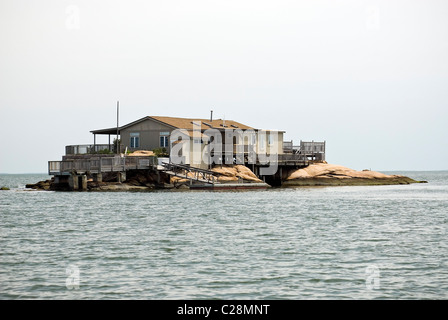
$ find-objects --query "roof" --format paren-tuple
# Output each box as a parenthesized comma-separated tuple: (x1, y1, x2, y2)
(150, 116, 255, 131)
(90, 127, 120, 135)
(90, 115, 286, 136)
(91, 116, 261, 135)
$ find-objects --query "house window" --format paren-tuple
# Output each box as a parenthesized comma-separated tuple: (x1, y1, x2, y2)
(259, 134, 266, 149)
(130, 133, 140, 148)
(160, 131, 169, 148)
(160, 136, 169, 148)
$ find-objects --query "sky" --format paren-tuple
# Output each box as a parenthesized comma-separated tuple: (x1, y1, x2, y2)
(0, 0, 447, 173)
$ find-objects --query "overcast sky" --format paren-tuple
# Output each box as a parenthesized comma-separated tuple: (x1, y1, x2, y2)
(1, 0, 447, 173)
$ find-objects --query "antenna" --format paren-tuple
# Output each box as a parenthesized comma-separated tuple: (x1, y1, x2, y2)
(116, 100, 120, 154)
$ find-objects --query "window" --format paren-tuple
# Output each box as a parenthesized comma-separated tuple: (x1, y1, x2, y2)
(160, 136, 169, 148)
(130, 133, 140, 148)
(259, 134, 266, 149)
(160, 131, 169, 148)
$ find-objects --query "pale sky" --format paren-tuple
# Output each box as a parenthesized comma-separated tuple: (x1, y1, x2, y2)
(1, 0, 447, 173)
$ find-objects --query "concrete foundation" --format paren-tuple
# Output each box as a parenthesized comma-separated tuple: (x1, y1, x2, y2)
(118, 172, 126, 183)
(93, 173, 102, 183)
(79, 175, 87, 191)
(68, 174, 87, 191)
(68, 175, 79, 190)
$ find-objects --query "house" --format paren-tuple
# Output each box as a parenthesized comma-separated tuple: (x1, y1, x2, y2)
(90, 116, 285, 169)
(50, 114, 326, 189)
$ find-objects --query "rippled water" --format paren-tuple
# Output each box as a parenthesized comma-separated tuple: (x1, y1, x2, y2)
(1, 172, 447, 299)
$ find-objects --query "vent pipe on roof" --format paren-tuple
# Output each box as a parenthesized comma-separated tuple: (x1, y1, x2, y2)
(210, 110, 213, 122)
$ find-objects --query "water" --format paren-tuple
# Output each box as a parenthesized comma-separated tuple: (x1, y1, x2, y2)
(0, 172, 447, 300)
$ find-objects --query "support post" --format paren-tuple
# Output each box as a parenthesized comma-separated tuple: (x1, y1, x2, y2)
(68, 175, 79, 191)
(93, 173, 102, 183)
(80, 175, 88, 191)
(118, 172, 126, 183)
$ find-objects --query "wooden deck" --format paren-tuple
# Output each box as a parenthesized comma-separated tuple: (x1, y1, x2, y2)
(48, 156, 158, 175)
(283, 140, 326, 161)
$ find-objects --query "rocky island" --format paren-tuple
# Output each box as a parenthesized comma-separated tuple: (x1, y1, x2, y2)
(282, 162, 421, 186)
(25, 162, 423, 191)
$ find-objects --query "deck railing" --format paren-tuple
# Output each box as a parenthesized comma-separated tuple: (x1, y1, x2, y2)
(283, 140, 326, 160)
(49, 156, 158, 175)
(300, 141, 326, 153)
(65, 144, 126, 155)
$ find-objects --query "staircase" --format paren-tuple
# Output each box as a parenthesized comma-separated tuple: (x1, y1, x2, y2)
(161, 163, 218, 184)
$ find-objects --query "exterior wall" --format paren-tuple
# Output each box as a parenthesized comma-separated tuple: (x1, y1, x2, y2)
(256, 131, 284, 156)
(119, 118, 284, 166)
(189, 142, 209, 170)
(275, 131, 284, 155)
(120, 119, 174, 152)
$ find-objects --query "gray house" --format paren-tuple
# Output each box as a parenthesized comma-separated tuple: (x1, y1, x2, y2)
(89, 116, 284, 168)
(56, 115, 324, 178)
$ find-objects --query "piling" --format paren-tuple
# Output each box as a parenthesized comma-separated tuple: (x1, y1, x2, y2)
(79, 175, 87, 191)
(93, 173, 102, 183)
(68, 175, 79, 190)
(118, 172, 126, 183)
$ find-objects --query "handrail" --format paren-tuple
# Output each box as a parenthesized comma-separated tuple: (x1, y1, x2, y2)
(162, 162, 218, 175)
(48, 156, 158, 175)
(161, 162, 218, 184)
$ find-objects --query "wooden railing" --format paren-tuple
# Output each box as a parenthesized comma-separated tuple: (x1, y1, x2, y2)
(283, 140, 326, 160)
(49, 156, 158, 175)
(300, 141, 326, 154)
(65, 144, 127, 155)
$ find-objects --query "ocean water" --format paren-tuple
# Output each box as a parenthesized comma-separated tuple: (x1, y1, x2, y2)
(0, 172, 447, 300)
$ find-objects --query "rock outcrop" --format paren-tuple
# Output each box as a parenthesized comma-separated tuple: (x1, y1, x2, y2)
(128, 150, 155, 157)
(282, 163, 420, 186)
(24, 163, 423, 191)
(25, 179, 54, 191)
(169, 165, 262, 186)
(87, 182, 153, 192)
(211, 165, 262, 183)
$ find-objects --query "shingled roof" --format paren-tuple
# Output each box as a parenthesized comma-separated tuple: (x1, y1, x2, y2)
(150, 116, 254, 131)
(91, 116, 256, 135)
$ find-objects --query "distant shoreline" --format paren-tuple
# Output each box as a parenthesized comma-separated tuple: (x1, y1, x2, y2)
(0, 173, 50, 175)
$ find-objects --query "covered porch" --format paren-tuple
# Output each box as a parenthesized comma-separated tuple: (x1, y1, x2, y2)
(88, 127, 122, 154)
